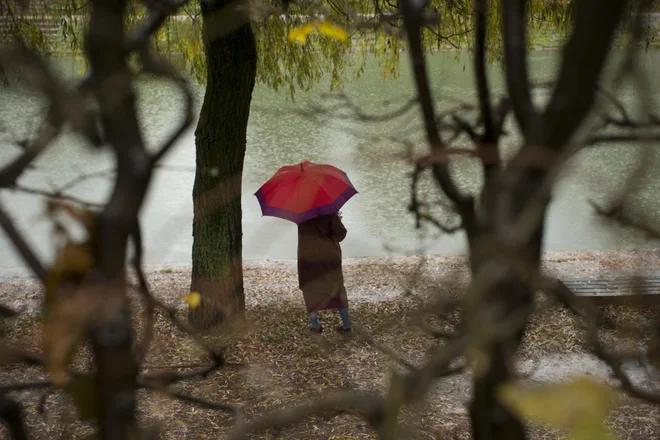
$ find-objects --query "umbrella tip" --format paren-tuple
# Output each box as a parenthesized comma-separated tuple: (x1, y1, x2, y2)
(300, 162, 303, 171)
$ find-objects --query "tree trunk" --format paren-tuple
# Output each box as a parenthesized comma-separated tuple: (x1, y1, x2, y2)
(468, 170, 548, 440)
(189, 0, 257, 330)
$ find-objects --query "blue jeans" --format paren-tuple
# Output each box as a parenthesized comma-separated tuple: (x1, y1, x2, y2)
(309, 307, 351, 329)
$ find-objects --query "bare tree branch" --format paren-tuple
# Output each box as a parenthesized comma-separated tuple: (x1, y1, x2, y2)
(139, 49, 195, 165)
(131, 221, 155, 366)
(529, 0, 626, 151)
(589, 199, 660, 241)
(124, 0, 187, 53)
(473, 0, 501, 182)
(306, 93, 419, 122)
(473, 0, 493, 139)
(227, 391, 386, 439)
(501, 0, 536, 135)
(139, 383, 241, 416)
(127, 220, 226, 382)
(399, 0, 476, 226)
(0, 203, 47, 282)
(0, 304, 18, 317)
(0, 395, 28, 440)
(0, 122, 60, 189)
(407, 162, 462, 233)
(11, 184, 103, 208)
(0, 381, 51, 394)
(355, 326, 418, 371)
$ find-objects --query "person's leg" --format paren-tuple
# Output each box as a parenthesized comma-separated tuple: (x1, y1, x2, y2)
(309, 311, 322, 332)
(337, 307, 351, 330)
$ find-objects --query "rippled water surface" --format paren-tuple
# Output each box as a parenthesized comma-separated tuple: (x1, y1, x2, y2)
(0, 50, 658, 269)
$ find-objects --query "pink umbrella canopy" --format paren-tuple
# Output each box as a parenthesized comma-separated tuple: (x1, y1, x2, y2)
(254, 161, 358, 224)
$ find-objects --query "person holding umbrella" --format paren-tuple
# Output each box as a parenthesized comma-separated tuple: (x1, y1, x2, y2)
(255, 161, 357, 333)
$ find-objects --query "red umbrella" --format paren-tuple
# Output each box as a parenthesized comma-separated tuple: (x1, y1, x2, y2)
(255, 161, 357, 224)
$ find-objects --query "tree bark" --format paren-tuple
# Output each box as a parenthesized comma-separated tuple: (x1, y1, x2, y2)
(86, 1, 144, 437)
(189, 0, 257, 329)
(468, 169, 548, 440)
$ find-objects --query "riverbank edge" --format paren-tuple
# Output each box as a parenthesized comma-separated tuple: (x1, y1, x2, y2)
(1, 247, 658, 314)
(2, 247, 658, 279)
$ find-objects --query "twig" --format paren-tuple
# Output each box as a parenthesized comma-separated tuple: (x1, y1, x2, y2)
(407, 161, 462, 233)
(589, 199, 660, 241)
(57, 169, 115, 194)
(124, 1, 186, 53)
(131, 221, 155, 366)
(140, 382, 241, 416)
(584, 132, 660, 146)
(399, 0, 475, 224)
(139, 49, 195, 165)
(0, 381, 51, 393)
(11, 184, 103, 208)
(529, 0, 626, 150)
(501, 0, 536, 135)
(0, 395, 28, 440)
(0, 203, 47, 282)
(0, 122, 61, 189)
(128, 221, 225, 380)
(0, 304, 18, 317)
(314, 93, 419, 122)
(451, 115, 478, 141)
(355, 326, 418, 371)
(473, 0, 500, 179)
(227, 391, 386, 439)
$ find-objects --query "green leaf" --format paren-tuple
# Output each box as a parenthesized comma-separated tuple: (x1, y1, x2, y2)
(498, 377, 619, 440)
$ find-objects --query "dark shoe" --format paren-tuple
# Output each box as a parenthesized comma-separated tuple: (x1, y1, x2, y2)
(335, 326, 351, 333)
(310, 326, 323, 334)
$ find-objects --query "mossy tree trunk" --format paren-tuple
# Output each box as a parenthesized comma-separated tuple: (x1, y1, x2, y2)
(189, 0, 257, 329)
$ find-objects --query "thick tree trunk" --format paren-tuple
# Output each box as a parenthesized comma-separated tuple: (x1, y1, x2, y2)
(468, 170, 548, 440)
(189, 1, 257, 329)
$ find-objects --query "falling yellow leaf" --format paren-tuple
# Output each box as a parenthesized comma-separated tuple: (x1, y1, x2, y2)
(288, 22, 316, 44)
(317, 21, 347, 41)
(498, 377, 619, 440)
(183, 292, 202, 309)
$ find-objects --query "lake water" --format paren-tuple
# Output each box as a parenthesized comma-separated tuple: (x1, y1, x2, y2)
(0, 50, 659, 271)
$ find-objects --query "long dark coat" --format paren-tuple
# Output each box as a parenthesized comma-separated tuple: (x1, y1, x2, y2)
(297, 213, 348, 312)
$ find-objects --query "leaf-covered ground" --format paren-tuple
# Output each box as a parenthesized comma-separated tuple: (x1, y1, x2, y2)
(1, 249, 660, 439)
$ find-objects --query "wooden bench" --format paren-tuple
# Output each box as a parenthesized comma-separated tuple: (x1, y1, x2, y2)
(559, 276, 660, 305)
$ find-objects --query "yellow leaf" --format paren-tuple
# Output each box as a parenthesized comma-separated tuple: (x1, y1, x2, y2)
(317, 21, 347, 41)
(288, 22, 317, 44)
(183, 292, 202, 309)
(498, 377, 619, 440)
